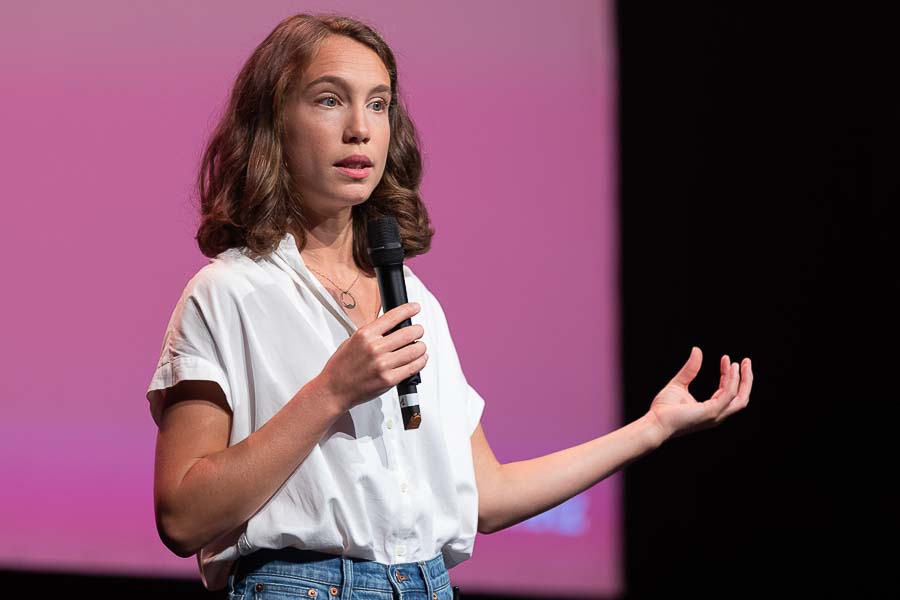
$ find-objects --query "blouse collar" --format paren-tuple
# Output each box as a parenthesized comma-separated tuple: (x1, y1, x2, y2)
(269, 231, 360, 336)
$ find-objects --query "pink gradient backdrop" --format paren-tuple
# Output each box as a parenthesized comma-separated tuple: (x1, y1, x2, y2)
(0, 1, 619, 597)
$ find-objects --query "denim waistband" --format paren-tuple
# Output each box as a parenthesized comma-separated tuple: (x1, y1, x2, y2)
(232, 547, 450, 594)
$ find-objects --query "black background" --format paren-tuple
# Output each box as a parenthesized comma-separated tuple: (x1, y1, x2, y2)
(3, 4, 897, 598)
(618, 3, 897, 598)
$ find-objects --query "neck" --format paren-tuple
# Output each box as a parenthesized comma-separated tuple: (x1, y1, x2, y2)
(294, 207, 362, 276)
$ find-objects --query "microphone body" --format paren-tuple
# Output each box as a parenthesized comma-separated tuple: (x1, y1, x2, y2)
(367, 216, 422, 429)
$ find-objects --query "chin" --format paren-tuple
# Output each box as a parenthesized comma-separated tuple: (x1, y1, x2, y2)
(344, 191, 374, 207)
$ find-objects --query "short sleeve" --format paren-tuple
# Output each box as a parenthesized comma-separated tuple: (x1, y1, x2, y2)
(417, 279, 485, 436)
(146, 289, 232, 428)
(464, 382, 486, 436)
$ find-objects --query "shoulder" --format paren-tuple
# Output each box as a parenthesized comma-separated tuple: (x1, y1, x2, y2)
(402, 263, 449, 325)
(402, 263, 437, 306)
(182, 248, 265, 304)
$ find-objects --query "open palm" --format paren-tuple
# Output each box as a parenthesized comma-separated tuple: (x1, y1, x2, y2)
(648, 347, 753, 442)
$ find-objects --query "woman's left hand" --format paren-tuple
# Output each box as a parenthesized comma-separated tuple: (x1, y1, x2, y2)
(647, 347, 753, 443)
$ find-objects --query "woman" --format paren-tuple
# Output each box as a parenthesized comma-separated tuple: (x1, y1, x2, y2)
(147, 12, 753, 599)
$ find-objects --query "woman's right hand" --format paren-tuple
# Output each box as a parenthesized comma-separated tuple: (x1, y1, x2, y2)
(317, 302, 428, 413)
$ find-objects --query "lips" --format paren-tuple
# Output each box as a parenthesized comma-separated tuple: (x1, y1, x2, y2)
(334, 165, 372, 179)
(334, 154, 373, 168)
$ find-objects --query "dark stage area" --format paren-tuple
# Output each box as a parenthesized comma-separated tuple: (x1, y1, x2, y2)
(618, 3, 897, 598)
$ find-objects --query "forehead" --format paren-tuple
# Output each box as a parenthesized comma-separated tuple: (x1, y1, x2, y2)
(301, 35, 390, 87)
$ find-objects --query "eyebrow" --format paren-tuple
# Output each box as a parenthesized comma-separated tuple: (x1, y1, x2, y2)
(305, 75, 392, 96)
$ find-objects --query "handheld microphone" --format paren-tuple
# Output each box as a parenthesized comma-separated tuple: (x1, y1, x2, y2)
(367, 215, 422, 430)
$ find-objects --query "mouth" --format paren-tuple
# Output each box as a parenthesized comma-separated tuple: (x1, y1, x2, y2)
(334, 165, 372, 179)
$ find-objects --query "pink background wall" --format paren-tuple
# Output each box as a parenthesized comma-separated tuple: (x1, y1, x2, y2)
(0, 1, 619, 596)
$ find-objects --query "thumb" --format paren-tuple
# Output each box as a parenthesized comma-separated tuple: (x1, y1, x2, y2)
(669, 346, 702, 388)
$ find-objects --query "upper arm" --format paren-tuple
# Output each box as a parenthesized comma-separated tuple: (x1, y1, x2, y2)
(153, 380, 232, 541)
(470, 421, 504, 534)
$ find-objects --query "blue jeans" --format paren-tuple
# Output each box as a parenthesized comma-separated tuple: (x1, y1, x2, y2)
(226, 547, 455, 600)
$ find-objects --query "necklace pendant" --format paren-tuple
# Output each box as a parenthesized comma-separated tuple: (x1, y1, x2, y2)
(340, 290, 357, 309)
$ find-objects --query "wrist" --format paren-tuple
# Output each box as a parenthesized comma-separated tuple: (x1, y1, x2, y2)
(641, 410, 671, 449)
(302, 376, 349, 420)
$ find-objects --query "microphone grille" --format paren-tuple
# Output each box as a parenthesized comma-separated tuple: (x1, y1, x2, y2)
(367, 215, 401, 248)
(367, 215, 405, 266)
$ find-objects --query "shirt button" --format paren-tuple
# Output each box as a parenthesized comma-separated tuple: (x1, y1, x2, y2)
(386, 419, 394, 430)
(396, 544, 406, 557)
(400, 482, 409, 494)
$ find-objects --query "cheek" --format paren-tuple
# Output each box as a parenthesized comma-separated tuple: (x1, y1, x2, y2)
(288, 111, 331, 143)
(287, 129, 329, 172)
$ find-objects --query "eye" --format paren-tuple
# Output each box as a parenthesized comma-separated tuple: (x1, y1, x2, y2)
(316, 95, 388, 112)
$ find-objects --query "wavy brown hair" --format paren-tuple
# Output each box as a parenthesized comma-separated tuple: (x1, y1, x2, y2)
(195, 13, 434, 267)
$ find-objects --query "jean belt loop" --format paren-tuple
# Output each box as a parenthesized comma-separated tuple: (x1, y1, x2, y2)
(341, 555, 352, 599)
(417, 560, 434, 598)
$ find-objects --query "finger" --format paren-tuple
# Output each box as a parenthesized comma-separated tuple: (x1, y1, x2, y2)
(736, 358, 753, 405)
(708, 361, 739, 413)
(381, 323, 425, 352)
(718, 355, 730, 390)
(727, 361, 740, 397)
(382, 334, 427, 370)
(382, 337, 428, 370)
(389, 351, 429, 382)
(669, 346, 703, 388)
(366, 302, 421, 336)
(715, 359, 753, 421)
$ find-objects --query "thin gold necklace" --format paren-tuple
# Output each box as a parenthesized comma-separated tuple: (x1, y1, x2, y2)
(309, 267, 382, 321)
(306, 264, 361, 309)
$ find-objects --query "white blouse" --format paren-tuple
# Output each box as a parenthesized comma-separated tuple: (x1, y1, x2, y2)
(146, 232, 485, 590)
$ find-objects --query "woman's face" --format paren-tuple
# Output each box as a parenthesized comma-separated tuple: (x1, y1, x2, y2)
(285, 35, 392, 218)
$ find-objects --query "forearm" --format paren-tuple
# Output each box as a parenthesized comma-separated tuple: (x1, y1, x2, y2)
(161, 378, 344, 557)
(480, 413, 666, 534)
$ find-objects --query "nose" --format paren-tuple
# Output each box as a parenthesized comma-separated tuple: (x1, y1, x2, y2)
(343, 103, 370, 144)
